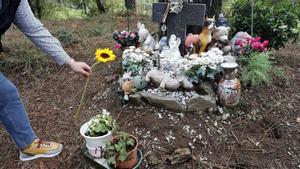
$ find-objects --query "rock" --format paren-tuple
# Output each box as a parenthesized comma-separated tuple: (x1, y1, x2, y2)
(222, 113, 230, 120)
(147, 153, 161, 166)
(167, 148, 193, 165)
(297, 117, 300, 123)
(141, 92, 185, 112)
(187, 95, 216, 112)
(197, 82, 215, 96)
(129, 93, 143, 105)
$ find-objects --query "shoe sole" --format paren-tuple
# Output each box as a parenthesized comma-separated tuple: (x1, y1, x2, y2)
(19, 144, 63, 161)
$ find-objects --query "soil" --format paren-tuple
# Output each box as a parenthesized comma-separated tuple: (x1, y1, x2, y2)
(0, 16, 300, 169)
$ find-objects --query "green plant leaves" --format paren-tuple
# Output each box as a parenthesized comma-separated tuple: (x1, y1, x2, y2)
(87, 114, 117, 137)
(230, 0, 299, 49)
(241, 52, 273, 86)
(104, 132, 136, 166)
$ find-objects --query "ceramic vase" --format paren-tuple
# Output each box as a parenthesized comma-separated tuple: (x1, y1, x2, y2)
(218, 62, 241, 107)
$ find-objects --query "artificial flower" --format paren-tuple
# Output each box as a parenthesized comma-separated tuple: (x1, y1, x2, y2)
(115, 43, 121, 49)
(95, 48, 116, 63)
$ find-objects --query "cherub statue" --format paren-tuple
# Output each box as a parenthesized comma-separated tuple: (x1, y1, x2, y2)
(159, 35, 182, 71)
(160, 34, 181, 60)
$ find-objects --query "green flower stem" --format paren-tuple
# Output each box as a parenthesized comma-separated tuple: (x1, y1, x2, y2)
(76, 62, 99, 122)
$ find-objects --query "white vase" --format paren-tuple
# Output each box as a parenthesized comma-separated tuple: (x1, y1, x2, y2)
(80, 122, 113, 158)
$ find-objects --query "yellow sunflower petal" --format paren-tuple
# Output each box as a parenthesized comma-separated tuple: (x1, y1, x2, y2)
(95, 48, 116, 63)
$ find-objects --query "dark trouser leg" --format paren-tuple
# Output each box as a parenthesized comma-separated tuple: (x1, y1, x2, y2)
(0, 35, 3, 52)
(0, 73, 36, 149)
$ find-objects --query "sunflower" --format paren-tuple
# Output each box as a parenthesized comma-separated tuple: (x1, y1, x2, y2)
(95, 48, 116, 63)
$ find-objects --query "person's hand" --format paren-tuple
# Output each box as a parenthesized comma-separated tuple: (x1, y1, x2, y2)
(66, 59, 91, 77)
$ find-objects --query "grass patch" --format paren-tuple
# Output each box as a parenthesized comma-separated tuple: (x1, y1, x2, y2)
(44, 7, 86, 20)
(241, 52, 273, 86)
(82, 15, 117, 38)
(52, 28, 76, 46)
(0, 50, 55, 78)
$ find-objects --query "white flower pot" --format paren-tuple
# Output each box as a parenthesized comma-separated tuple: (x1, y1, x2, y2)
(80, 122, 113, 158)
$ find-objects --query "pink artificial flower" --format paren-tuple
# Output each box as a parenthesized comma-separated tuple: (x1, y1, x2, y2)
(262, 40, 269, 47)
(253, 37, 261, 43)
(119, 35, 124, 39)
(246, 37, 252, 44)
(115, 43, 121, 49)
(236, 39, 244, 47)
(130, 33, 136, 38)
(252, 42, 260, 50)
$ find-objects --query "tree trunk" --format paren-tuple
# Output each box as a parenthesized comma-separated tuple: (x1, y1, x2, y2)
(124, 0, 136, 12)
(58, 0, 64, 7)
(96, 0, 106, 14)
(82, 0, 88, 14)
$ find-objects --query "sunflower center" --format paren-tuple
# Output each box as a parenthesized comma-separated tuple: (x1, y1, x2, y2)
(100, 53, 110, 59)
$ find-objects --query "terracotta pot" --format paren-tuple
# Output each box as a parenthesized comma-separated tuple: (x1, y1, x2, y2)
(116, 135, 139, 169)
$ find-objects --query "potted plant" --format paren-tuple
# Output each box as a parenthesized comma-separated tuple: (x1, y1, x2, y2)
(105, 132, 139, 169)
(80, 110, 117, 158)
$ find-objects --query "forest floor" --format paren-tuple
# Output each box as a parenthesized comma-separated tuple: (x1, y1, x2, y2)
(0, 16, 300, 169)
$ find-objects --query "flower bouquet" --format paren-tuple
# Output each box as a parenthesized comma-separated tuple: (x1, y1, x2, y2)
(113, 30, 139, 51)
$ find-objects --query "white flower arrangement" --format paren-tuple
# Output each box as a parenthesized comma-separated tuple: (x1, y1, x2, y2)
(122, 46, 151, 64)
(174, 48, 224, 74)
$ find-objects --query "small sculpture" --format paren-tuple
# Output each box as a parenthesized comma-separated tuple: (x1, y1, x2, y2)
(156, 36, 168, 52)
(145, 69, 180, 91)
(212, 26, 231, 55)
(160, 34, 182, 69)
(145, 68, 193, 91)
(137, 22, 156, 52)
(176, 75, 194, 90)
(133, 76, 148, 90)
(216, 13, 228, 27)
(199, 17, 215, 53)
(122, 80, 135, 101)
(185, 33, 201, 54)
(160, 76, 180, 91)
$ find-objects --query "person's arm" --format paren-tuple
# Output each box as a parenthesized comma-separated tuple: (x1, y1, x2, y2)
(13, 0, 90, 76)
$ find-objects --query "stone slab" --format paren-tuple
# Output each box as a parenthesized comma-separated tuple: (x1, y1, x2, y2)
(141, 92, 185, 112)
(187, 94, 216, 112)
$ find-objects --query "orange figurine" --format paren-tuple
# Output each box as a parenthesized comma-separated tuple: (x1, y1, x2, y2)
(199, 16, 215, 54)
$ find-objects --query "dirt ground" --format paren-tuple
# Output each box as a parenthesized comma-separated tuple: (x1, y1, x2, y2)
(0, 16, 300, 169)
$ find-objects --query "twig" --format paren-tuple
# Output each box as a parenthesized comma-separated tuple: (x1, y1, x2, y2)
(247, 137, 267, 153)
(231, 131, 239, 144)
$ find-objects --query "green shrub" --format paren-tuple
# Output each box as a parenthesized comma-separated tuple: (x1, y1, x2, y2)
(53, 28, 75, 46)
(241, 52, 273, 86)
(230, 0, 299, 49)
